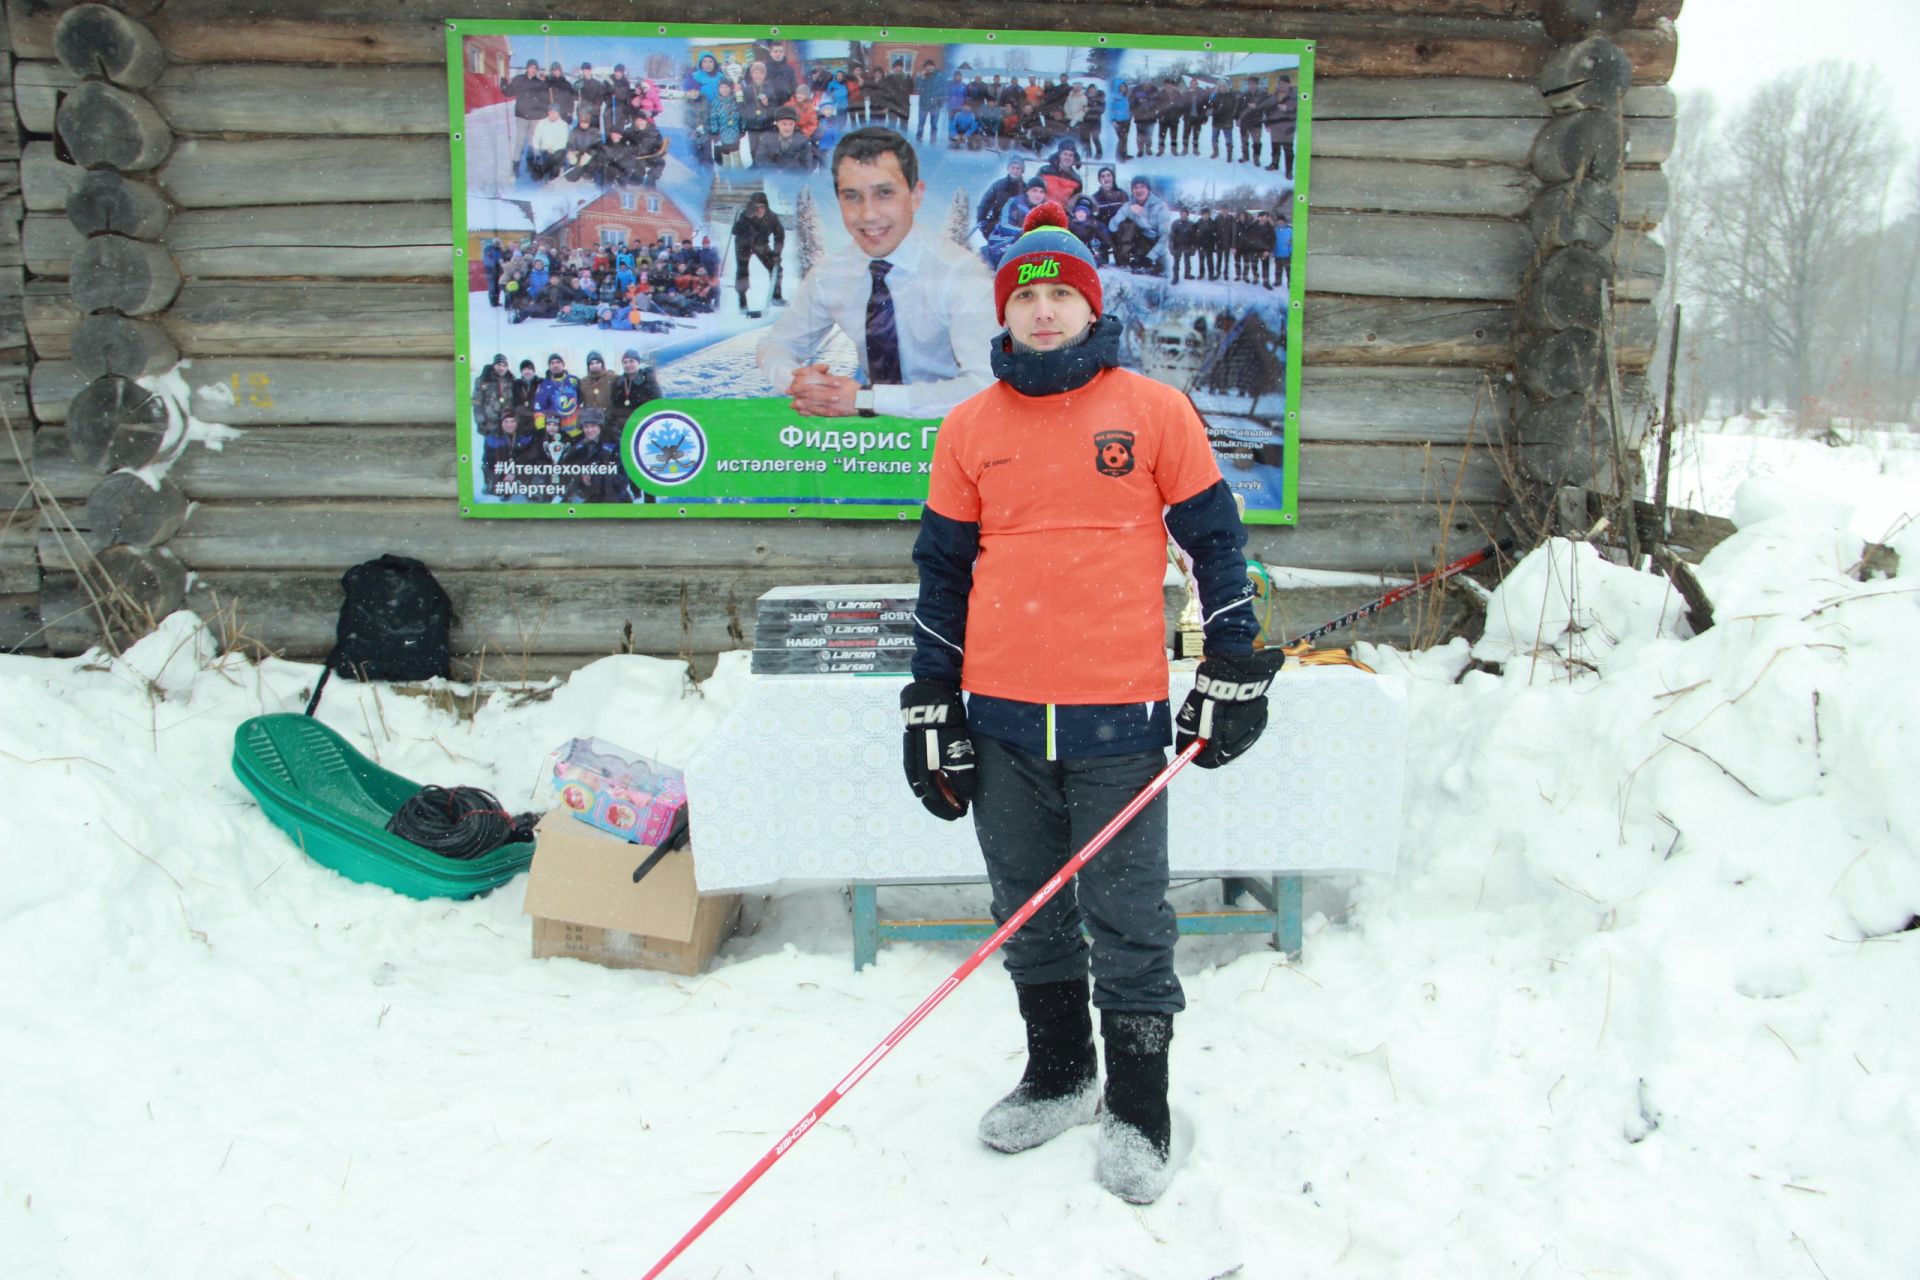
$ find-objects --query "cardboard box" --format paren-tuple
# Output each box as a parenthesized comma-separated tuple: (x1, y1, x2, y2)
(524, 809, 739, 975)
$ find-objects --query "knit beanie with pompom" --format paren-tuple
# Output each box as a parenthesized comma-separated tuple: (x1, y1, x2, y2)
(992, 201, 1102, 324)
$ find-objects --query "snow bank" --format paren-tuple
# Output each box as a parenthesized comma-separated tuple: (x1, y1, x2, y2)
(3, 480, 1917, 1278)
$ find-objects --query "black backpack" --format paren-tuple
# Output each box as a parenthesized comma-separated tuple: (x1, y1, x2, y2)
(304, 554, 456, 716)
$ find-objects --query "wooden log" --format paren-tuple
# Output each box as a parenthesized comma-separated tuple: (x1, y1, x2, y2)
(92, 542, 190, 621)
(72, 312, 178, 379)
(0, 528, 40, 595)
(21, 291, 1657, 381)
(51, 183, 1538, 306)
(52, 3, 167, 90)
(84, 469, 188, 548)
(1314, 77, 1674, 119)
(1312, 211, 1534, 300)
(1513, 397, 1609, 486)
(23, 213, 83, 276)
(1620, 167, 1668, 229)
(20, 141, 82, 212)
(54, 78, 174, 172)
(1313, 156, 1535, 218)
(1538, 0, 1643, 44)
(29, 354, 1512, 439)
(1537, 36, 1633, 113)
(23, 127, 1647, 215)
(145, 280, 450, 355)
(0, 593, 43, 651)
(1613, 230, 1666, 302)
(65, 169, 171, 238)
(6, 4, 1681, 81)
(1531, 108, 1626, 183)
(1513, 393, 1592, 442)
(1314, 113, 1665, 165)
(1523, 244, 1609, 332)
(146, 64, 448, 136)
(0, 372, 28, 432)
(1306, 296, 1511, 365)
(34, 356, 448, 426)
(1528, 179, 1618, 248)
(157, 137, 451, 209)
(11, 63, 1680, 137)
(70, 234, 180, 315)
(43, 495, 1501, 576)
(40, 567, 1464, 660)
(23, 139, 449, 212)
(65, 374, 170, 471)
(1516, 327, 1602, 399)
(30, 279, 452, 359)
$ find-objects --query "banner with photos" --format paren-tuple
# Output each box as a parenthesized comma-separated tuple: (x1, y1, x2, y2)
(449, 23, 1312, 522)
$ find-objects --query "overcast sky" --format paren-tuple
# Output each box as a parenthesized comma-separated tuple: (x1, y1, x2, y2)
(1669, 0, 1920, 148)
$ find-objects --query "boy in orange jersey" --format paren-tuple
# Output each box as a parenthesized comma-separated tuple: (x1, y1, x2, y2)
(901, 203, 1277, 1204)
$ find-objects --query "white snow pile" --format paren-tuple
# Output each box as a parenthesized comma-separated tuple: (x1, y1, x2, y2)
(3, 477, 1918, 1279)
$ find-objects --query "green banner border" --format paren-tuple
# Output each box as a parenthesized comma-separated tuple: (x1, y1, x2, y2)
(446, 21, 1313, 524)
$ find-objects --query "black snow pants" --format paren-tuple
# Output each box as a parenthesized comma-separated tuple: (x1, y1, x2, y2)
(970, 734, 1185, 1015)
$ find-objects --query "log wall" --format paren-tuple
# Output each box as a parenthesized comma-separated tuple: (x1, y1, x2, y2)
(0, 0, 1680, 671)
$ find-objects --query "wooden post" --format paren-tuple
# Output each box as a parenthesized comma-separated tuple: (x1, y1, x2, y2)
(1651, 304, 1682, 525)
(53, 3, 169, 89)
(55, 80, 176, 172)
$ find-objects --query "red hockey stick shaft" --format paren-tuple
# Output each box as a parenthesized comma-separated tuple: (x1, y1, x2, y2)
(1283, 538, 1513, 649)
(640, 738, 1207, 1280)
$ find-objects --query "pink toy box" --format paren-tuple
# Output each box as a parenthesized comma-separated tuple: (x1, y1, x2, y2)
(548, 737, 688, 846)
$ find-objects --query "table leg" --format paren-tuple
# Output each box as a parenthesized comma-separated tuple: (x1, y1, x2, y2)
(1274, 875, 1303, 959)
(852, 881, 879, 971)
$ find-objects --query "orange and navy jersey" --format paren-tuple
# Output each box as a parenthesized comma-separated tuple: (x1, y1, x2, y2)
(922, 366, 1224, 705)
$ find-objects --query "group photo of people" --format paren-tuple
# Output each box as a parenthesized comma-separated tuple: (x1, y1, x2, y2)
(457, 29, 1307, 514)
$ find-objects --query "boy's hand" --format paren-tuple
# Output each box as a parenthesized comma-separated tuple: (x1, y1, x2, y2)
(899, 680, 974, 820)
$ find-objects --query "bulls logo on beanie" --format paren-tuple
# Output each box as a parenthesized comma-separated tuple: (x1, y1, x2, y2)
(993, 202, 1102, 324)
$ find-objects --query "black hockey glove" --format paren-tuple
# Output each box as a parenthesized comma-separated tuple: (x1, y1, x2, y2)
(1174, 650, 1286, 769)
(900, 679, 976, 821)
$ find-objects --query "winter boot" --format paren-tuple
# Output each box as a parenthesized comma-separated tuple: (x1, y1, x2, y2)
(1096, 1009, 1173, 1204)
(977, 977, 1099, 1154)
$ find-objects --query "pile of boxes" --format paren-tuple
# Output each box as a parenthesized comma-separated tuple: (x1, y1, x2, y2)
(749, 583, 919, 676)
(523, 738, 737, 975)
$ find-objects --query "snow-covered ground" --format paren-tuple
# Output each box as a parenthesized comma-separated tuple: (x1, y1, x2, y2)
(1648, 411, 1920, 545)
(4, 424, 1918, 1278)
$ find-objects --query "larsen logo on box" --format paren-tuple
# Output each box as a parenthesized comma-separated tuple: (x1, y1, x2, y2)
(1015, 258, 1062, 285)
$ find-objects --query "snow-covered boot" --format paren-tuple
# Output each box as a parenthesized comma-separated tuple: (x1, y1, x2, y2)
(1096, 1009, 1173, 1204)
(977, 977, 1099, 1154)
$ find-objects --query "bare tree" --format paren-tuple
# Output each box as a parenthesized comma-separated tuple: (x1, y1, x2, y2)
(1657, 90, 1720, 414)
(1894, 157, 1920, 420)
(1696, 63, 1901, 421)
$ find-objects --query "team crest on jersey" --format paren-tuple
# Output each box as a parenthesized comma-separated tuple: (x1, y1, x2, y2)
(1093, 429, 1136, 477)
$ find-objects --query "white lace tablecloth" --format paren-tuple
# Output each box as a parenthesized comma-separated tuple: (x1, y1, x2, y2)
(684, 667, 1404, 891)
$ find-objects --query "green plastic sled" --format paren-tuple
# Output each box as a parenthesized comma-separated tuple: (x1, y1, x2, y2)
(231, 713, 533, 900)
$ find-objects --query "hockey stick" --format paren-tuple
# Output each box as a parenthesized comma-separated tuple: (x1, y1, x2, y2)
(639, 738, 1207, 1280)
(1281, 538, 1514, 650)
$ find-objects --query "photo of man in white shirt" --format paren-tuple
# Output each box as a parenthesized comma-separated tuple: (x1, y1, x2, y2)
(756, 127, 998, 419)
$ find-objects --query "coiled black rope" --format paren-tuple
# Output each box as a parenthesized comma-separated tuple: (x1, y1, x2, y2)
(385, 785, 539, 860)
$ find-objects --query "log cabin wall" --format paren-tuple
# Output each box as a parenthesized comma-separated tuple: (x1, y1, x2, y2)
(0, 0, 1679, 675)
